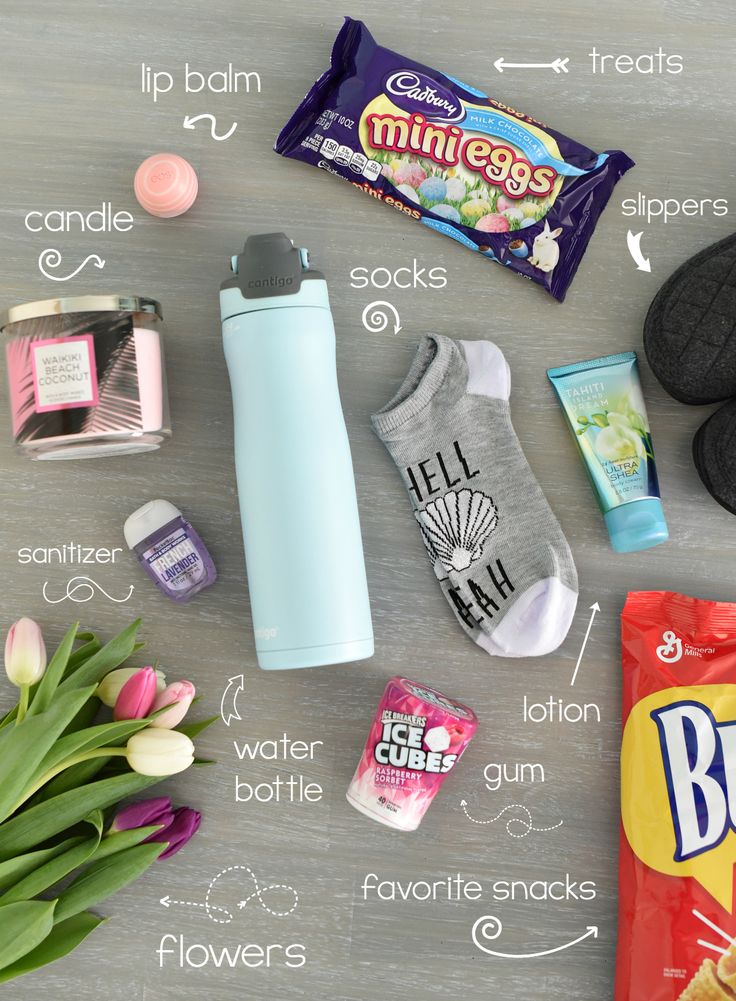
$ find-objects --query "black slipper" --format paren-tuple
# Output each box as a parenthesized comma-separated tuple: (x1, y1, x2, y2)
(644, 233, 736, 404)
(692, 398, 736, 514)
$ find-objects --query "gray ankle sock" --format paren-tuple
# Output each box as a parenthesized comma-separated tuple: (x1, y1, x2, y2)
(372, 334, 578, 658)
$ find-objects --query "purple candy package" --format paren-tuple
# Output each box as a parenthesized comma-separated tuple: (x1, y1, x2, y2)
(275, 18, 635, 302)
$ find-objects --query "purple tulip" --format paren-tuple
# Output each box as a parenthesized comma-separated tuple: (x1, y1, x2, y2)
(113, 666, 158, 721)
(145, 806, 202, 860)
(110, 796, 174, 834)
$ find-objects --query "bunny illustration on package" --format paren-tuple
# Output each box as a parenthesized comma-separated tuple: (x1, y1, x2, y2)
(529, 221, 563, 273)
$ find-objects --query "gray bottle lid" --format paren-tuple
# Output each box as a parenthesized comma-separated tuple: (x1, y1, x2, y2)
(220, 232, 324, 299)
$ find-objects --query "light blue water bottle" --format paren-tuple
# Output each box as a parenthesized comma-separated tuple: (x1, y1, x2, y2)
(220, 233, 374, 669)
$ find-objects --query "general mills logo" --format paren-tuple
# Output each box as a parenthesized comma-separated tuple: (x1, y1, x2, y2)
(384, 70, 463, 123)
(656, 630, 683, 664)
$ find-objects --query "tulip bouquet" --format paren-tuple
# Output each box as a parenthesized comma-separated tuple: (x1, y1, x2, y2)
(0, 617, 215, 983)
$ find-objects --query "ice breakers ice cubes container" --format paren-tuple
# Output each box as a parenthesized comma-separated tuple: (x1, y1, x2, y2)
(347, 677, 478, 831)
(220, 233, 374, 669)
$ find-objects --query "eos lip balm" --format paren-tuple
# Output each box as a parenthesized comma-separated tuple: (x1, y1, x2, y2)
(134, 154, 198, 218)
(346, 677, 478, 831)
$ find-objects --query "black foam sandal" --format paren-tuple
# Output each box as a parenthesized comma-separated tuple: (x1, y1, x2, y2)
(692, 398, 736, 515)
(644, 233, 736, 405)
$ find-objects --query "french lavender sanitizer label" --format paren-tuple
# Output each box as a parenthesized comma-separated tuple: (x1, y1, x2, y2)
(31, 335, 99, 412)
(144, 528, 204, 591)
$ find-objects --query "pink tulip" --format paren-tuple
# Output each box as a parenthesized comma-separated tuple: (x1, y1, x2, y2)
(113, 666, 158, 721)
(4, 618, 46, 686)
(149, 680, 196, 729)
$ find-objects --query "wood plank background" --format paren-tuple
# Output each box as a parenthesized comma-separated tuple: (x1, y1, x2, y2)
(0, 1, 734, 998)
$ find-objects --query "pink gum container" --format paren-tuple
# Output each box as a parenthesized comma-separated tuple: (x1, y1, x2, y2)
(346, 676, 478, 831)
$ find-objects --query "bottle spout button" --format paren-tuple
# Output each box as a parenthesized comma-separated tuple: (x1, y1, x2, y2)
(299, 248, 310, 270)
(231, 255, 239, 274)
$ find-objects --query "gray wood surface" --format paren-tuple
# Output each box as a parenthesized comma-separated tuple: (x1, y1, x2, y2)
(0, 1, 734, 998)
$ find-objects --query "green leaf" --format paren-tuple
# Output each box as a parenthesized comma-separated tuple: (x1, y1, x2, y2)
(53, 842, 163, 923)
(0, 772, 161, 861)
(0, 900, 56, 971)
(84, 810, 104, 836)
(32, 716, 157, 780)
(57, 621, 142, 693)
(29, 623, 79, 717)
(63, 636, 102, 678)
(0, 838, 85, 894)
(177, 714, 219, 739)
(2, 835, 100, 904)
(0, 686, 97, 824)
(0, 912, 104, 983)
(591, 413, 609, 428)
(60, 697, 101, 739)
(0, 708, 17, 732)
(89, 824, 163, 863)
(33, 757, 109, 804)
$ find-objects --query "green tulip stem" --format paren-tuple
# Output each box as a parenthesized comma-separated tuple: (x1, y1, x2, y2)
(8, 746, 129, 815)
(15, 685, 30, 726)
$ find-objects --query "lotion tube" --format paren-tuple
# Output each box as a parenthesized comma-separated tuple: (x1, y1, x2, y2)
(547, 352, 668, 554)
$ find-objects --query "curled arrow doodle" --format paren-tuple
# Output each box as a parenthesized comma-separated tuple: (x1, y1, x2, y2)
(460, 800, 562, 837)
(220, 674, 244, 727)
(42, 577, 134, 604)
(160, 865, 298, 924)
(472, 915, 598, 959)
(362, 300, 402, 335)
(38, 249, 106, 282)
(183, 114, 238, 141)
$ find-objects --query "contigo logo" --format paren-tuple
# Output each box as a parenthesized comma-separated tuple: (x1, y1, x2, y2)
(255, 627, 278, 641)
(656, 630, 683, 664)
(247, 276, 294, 290)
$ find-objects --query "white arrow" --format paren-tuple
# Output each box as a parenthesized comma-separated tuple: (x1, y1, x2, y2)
(627, 230, 651, 272)
(160, 894, 230, 918)
(571, 602, 600, 686)
(362, 300, 402, 335)
(183, 114, 238, 142)
(494, 57, 570, 74)
(472, 915, 598, 959)
(220, 674, 244, 727)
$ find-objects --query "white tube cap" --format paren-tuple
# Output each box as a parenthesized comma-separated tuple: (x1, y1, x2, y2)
(124, 499, 182, 549)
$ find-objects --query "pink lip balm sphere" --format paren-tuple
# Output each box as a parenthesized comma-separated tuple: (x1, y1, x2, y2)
(134, 153, 198, 218)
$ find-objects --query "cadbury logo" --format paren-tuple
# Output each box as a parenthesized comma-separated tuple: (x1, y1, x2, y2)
(384, 70, 463, 123)
(652, 700, 736, 862)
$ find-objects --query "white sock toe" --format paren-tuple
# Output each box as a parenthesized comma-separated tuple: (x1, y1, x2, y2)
(476, 578, 578, 658)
